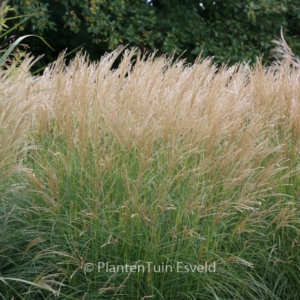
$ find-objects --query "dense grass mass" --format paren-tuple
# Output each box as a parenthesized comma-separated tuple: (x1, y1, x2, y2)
(1, 45, 300, 299)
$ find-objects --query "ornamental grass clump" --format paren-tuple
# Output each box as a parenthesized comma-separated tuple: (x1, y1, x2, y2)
(1, 38, 300, 299)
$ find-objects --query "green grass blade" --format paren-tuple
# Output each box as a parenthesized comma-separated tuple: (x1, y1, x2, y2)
(0, 16, 31, 39)
(0, 34, 54, 67)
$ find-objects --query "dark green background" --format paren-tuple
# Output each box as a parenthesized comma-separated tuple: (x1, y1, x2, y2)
(5, 0, 300, 69)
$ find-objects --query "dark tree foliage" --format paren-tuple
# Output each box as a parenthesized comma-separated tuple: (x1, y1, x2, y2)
(5, 0, 300, 69)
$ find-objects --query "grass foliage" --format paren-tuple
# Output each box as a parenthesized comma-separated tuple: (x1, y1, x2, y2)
(1, 43, 300, 299)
